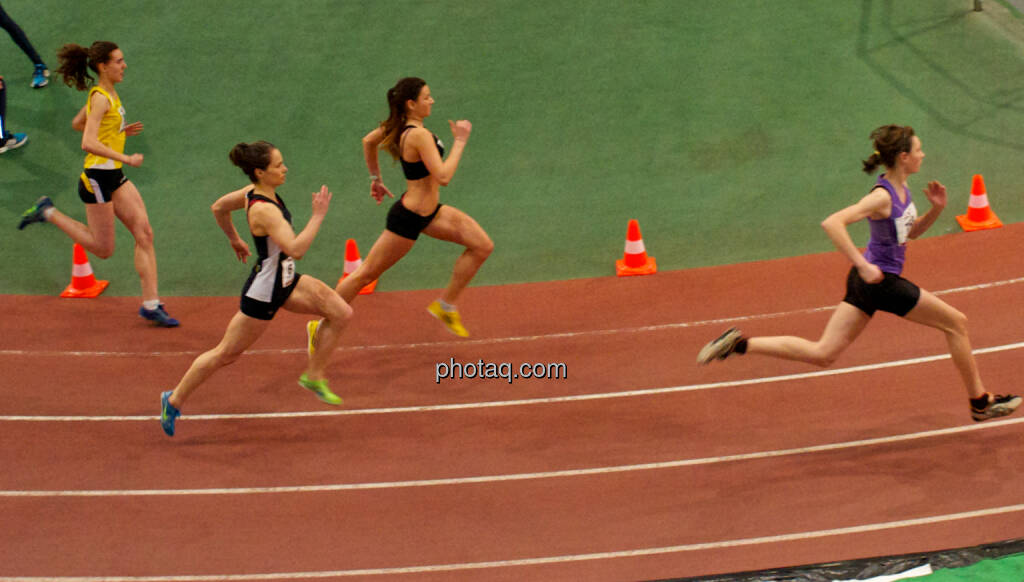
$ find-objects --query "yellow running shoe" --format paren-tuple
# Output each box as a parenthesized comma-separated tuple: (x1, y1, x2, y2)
(427, 300, 469, 337)
(298, 373, 342, 405)
(306, 320, 320, 357)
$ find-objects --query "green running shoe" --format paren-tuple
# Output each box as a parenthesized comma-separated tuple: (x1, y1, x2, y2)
(299, 374, 342, 405)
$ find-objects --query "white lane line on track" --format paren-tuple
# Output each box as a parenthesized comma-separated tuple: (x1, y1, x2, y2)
(2, 416, 1022, 498)
(2, 276, 1022, 360)
(3, 502, 1024, 580)
(3, 341, 1023, 423)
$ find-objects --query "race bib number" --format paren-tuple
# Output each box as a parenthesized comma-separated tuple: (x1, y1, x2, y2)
(894, 202, 917, 245)
(281, 257, 296, 287)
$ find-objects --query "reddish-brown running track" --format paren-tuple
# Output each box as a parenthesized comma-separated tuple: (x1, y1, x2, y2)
(2, 225, 1023, 581)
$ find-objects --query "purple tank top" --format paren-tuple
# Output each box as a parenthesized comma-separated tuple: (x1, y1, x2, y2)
(863, 175, 917, 275)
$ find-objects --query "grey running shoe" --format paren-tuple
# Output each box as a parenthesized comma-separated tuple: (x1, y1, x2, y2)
(697, 327, 743, 365)
(971, 394, 1022, 422)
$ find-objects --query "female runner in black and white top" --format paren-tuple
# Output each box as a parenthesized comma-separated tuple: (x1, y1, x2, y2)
(159, 141, 352, 436)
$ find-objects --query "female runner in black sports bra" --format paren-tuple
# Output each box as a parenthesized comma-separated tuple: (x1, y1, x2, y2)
(314, 77, 492, 341)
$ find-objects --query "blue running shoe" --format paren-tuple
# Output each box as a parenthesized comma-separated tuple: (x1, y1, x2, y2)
(18, 196, 53, 230)
(0, 132, 28, 154)
(140, 304, 180, 327)
(160, 390, 180, 436)
(31, 64, 49, 88)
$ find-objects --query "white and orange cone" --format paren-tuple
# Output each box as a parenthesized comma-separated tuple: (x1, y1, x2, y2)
(60, 243, 109, 298)
(615, 219, 657, 277)
(956, 174, 1002, 232)
(337, 238, 377, 294)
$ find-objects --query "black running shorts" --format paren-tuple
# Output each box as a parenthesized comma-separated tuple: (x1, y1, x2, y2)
(842, 266, 921, 317)
(239, 273, 301, 321)
(386, 197, 442, 241)
(78, 169, 128, 204)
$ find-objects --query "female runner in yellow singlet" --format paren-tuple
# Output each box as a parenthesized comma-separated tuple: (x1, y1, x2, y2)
(18, 41, 177, 326)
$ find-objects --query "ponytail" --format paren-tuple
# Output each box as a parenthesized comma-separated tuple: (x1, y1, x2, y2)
(56, 41, 120, 91)
(378, 77, 427, 161)
(861, 150, 884, 175)
(862, 124, 915, 174)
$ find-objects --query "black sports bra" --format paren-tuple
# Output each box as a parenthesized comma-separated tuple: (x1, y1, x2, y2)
(399, 125, 445, 180)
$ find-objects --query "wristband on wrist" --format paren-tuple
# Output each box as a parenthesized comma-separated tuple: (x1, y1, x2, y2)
(370, 175, 380, 182)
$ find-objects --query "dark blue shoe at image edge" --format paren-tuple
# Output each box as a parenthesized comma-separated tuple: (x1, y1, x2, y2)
(140, 304, 180, 327)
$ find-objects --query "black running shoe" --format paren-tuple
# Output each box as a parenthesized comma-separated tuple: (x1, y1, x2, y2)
(17, 196, 53, 230)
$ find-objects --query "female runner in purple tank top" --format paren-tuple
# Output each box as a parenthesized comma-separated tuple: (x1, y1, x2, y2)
(697, 124, 1020, 422)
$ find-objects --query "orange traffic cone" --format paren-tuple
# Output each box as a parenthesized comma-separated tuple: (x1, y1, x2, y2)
(956, 174, 1002, 232)
(60, 243, 109, 298)
(337, 238, 377, 294)
(615, 219, 657, 276)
